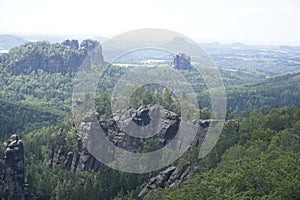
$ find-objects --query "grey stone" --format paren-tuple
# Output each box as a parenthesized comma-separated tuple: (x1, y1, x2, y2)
(80, 39, 99, 52)
(132, 106, 151, 126)
(62, 39, 79, 49)
(0, 134, 25, 200)
(172, 53, 191, 70)
(64, 152, 73, 170)
(138, 162, 197, 197)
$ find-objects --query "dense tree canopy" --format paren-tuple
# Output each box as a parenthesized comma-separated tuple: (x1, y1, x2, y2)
(1, 41, 300, 199)
(143, 105, 300, 199)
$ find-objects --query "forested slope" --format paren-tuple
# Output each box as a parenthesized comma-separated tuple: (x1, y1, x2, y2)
(142, 105, 300, 199)
(226, 72, 300, 113)
(0, 41, 300, 199)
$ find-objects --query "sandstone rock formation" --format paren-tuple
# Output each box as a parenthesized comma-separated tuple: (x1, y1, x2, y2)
(4, 39, 101, 74)
(0, 134, 25, 200)
(62, 39, 79, 49)
(47, 106, 180, 171)
(105, 105, 180, 151)
(46, 105, 211, 197)
(46, 140, 102, 173)
(137, 120, 211, 197)
(172, 53, 191, 70)
(45, 113, 103, 172)
(80, 39, 99, 52)
(138, 163, 194, 198)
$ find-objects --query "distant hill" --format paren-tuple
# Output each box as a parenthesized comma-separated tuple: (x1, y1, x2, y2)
(0, 34, 27, 50)
(226, 72, 300, 113)
(201, 42, 248, 49)
(20, 34, 109, 43)
(1, 39, 102, 74)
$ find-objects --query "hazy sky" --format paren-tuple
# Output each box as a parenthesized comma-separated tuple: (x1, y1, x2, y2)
(0, 0, 299, 45)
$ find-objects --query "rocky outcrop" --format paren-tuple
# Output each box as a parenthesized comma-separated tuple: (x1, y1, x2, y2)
(137, 120, 211, 198)
(104, 105, 180, 152)
(45, 114, 103, 172)
(46, 142, 102, 173)
(47, 106, 181, 171)
(131, 106, 151, 126)
(0, 134, 25, 200)
(46, 105, 211, 197)
(4, 39, 102, 74)
(172, 53, 191, 70)
(193, 119, 210, 147)
(138, 163, 194, 198)
(80, 39, 99, 52)
(62, 39, 79, 49)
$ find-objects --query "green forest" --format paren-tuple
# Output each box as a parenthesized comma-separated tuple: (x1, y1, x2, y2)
(0, 41, 299, 199)
(143, 105, 300, 199)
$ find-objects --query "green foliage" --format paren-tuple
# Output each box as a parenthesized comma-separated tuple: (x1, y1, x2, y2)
(1, 41, 87, 74)
(1, 41, 300, 138)
(137, 138, 161, 153)
(0, 99, 64, 140)
(0, 41, 84, 137)
(129, 85, 181, 114)
(226, 73, 300, 113)
(1, 41, 300, 200)
(22, 119, 149, 200)
(95, 91, 112, 121)
(144, 105, 300, 199)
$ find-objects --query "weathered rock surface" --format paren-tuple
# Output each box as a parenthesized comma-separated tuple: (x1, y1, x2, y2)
(104, 105, 180, 152)
(46, 142, 102, 173)
(0, 134, 25, 200)
(47, 106, 181, 171)
(46, 105, 211, 197)
(131, 106, 151, 126)
(62, 39, 79, 49)
(4, 39, 101, 74)
(172, 53, 191, 70)
(138, 163, 194, 198)
(80, 39, 99, 52)
(137, 119, 211, 197)
(46, 113, 103, 172)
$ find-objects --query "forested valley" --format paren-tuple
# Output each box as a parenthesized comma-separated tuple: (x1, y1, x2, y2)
(0, 40, 299, 199)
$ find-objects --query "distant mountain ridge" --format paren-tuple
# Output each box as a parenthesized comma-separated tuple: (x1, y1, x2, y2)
(0, 34, 27, 50)
(226, 72, 300, 113)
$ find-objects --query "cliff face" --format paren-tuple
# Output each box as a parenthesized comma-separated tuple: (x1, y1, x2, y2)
(46, 105, 181, 171)
(104, 105, 180, 152)
(0, 106, 209, 199)
(0, 134, 25, 200)
(46, 105, 210, 197)
(138, 119, 210, 197)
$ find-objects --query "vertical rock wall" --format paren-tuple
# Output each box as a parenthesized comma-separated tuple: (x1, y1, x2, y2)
(0, 134, 25, 200)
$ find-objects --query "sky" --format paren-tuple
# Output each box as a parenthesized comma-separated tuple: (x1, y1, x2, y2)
(0, 0, 300, 45)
